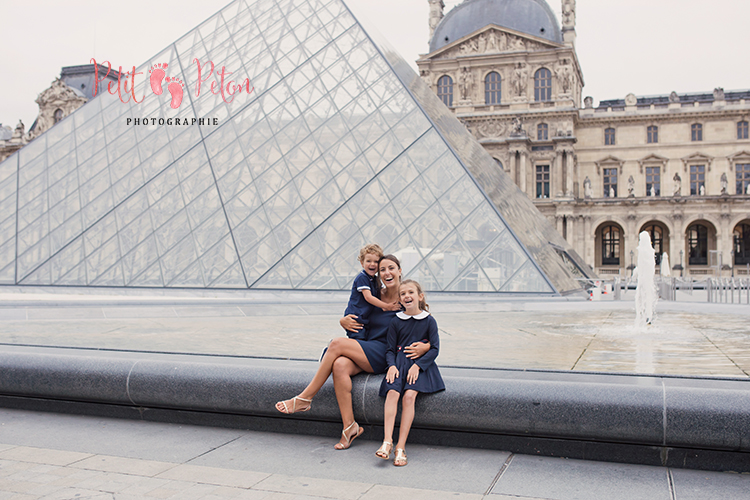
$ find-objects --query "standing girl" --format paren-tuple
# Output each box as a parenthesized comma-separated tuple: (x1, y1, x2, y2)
(376, 279, 444, 466)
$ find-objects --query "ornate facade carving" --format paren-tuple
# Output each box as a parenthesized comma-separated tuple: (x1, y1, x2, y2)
(562, 0, 576, 29)
(1, 77, 87, 162)
(27, 78, 87, 141)
(439, 29, 552, 59)
(475, 119, 508, 139)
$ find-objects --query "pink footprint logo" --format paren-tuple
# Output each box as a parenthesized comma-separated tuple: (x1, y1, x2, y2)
(148, 63, 168, 95)
(165, 76, 184, 109)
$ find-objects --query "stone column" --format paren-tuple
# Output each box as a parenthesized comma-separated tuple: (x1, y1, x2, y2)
(583, 215, 592, 269)
(554, 151, 563, 198)
(671, 213, 685, 275)
(565, 149, 575, 197)
(519, 152, 527, 195)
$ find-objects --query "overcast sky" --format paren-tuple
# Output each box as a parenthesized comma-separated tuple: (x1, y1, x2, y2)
(1, 0, 748, 129)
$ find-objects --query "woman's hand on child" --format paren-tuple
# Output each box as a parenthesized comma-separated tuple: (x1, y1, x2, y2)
(340, 314, 363, 333)
(386, 366, 399, 383)
(382, 301, 401, 312)
(406, 364, 420, 384)
(404, 341, 430, 359)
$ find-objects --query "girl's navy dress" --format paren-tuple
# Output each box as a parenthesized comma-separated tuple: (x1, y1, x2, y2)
(379, 311, 445, 396)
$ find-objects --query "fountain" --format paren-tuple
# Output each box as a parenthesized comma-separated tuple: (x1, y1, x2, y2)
(634, 231, 657, 327)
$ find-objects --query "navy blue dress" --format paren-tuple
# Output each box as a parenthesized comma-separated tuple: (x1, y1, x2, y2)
(344, 270, 380, 340)
(379, 311, 445, 396)
(355, 307, 397, 374)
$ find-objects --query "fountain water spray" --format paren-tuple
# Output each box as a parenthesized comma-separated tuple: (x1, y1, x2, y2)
(634, 231, 658, 327)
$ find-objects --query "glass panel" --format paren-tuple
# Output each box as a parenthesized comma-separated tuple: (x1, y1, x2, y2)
(499, 260, 553, 293)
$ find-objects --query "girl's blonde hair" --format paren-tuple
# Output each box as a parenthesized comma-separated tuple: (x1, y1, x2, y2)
(399, 279, 429, 312)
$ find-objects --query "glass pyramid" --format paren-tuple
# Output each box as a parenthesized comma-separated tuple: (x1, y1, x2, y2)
(0, 0, 590, 293)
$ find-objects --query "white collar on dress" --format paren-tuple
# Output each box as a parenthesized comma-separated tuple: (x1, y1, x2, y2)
(396, 311, 430, 320)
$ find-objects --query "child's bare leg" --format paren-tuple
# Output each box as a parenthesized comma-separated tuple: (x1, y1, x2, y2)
(395, 390, 418, 450)
(276, 338, 372, 413)
(383, 390, 400, 444)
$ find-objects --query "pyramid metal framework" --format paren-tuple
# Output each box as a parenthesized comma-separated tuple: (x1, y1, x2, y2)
(0, 0, 591, 293)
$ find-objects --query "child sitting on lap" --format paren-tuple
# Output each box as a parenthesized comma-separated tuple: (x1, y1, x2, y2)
(344, 244, 400, 340)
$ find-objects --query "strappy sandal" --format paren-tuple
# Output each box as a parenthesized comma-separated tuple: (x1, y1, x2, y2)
(334, 421, 363, 450)
(393, 448, 407, 466)
(375, 441, 393, 460)
(275, 396, 312, 414)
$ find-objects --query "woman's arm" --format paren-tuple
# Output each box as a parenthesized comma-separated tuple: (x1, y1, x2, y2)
(340, 314, 363, 333)
(403, 341, 430, 359)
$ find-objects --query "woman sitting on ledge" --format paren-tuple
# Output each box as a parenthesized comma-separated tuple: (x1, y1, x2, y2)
(275, 255, 430, 450)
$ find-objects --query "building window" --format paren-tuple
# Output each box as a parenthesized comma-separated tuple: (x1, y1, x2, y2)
(737, 164, 750, 194)
(484, 72, 501, 105)
(735, 223, 750, 265)
(536, 165, 550, 198)
(604, 127, 615, 146)
(690, 165, 705, 195)
(602, 226, 620, 265)
(738, 121, 749, 140)
(603, 168, 617, 197)
(691, 123, 703, 142)
(688, 224, 708, 265)
(537, 123, 548, 141)
(53, 109, 64, 124)
(534, 68, 552, 102)
(647, 125, 658, 144)
(494, 158, 503, 171)
(643, 225, 663, 265)
(437, 75, 453, 107)
(645, 167, 660, 196)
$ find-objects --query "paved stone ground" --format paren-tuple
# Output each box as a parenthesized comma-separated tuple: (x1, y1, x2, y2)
(0, 288, 748, 378)
(1, 408, 749, 500)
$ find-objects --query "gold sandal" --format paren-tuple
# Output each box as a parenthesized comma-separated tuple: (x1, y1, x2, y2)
(275, 396, 312, 414)
(375, 441, 393, 460)
(393, 448, 407, 466)
(334, 421, 363, 450)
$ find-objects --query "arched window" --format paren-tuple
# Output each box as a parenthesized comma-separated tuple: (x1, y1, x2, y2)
(484, 72, 501, 104)
(643, 225, 663, 265)
(534, 68, 552, 102)
(687, 224, 708, 265)
(437, 75, 453, 107)
(602, 226, 620, 265)
(737, 121, 748, 140)
(734, 223, 750, 265)
(537, 123, 548, 141)
(604, 127, 615, 145)
(647, 125, 658, 144)
(691, 123, 703, 142)
(53, 109, 64, 124)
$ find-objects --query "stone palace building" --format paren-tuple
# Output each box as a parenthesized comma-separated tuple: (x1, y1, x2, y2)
(417, 0, 750, 277)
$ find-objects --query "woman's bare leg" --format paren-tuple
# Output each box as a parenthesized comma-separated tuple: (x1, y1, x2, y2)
(275, 338, 372, 413)
(395, 390, 418, 451)
(331, 356, 365, 449)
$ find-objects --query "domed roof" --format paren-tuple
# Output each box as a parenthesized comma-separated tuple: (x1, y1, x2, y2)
(430, 0, 562, 53)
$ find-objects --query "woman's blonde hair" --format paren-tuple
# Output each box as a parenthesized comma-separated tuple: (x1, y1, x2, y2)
(399, 279, 429, 312)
